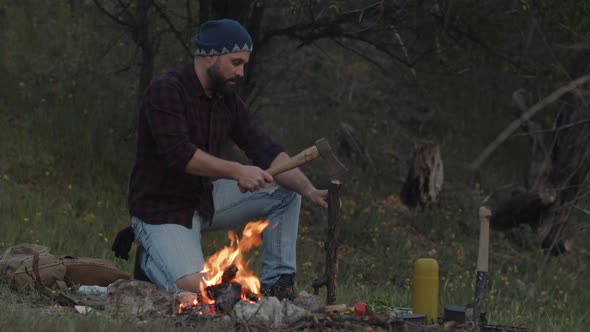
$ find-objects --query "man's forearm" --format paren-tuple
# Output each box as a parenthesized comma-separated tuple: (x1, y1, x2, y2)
(271, 152, 315, 198)
(185, 149, 241, 179)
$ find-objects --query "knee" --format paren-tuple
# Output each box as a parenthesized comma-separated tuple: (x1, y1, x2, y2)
(175, 272, 204, 293)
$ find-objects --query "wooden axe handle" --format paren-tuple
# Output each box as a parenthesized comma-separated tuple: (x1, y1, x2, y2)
(266, 145, 320, 176)
(477, 206, 492, 272)
(238, 145, 320, 193)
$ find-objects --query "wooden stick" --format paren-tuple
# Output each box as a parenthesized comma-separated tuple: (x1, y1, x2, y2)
(326, 180, 342, 305)
(312, 180, 343, 302)
(469, 75, 590, 170)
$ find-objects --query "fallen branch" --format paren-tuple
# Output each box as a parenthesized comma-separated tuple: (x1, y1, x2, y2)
(469, 75, 590, 170)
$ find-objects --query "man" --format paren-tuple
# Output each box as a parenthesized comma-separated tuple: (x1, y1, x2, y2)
(117, 19, 327, 300)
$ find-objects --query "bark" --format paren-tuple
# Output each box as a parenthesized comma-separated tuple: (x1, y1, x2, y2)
(312, 180, 342, 305)
(400, 140, 444, 209)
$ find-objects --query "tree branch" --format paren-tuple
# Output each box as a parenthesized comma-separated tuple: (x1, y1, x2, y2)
(93, 0, 134, 27)
(152, 2, 192, 57)
(469, 75, 590, 170)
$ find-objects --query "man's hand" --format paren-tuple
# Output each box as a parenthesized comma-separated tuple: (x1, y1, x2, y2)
(236, 165, 274, 192)
(305, 187, 328, 209)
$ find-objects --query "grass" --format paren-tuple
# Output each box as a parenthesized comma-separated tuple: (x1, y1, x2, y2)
(1, 4, 589, 330)
(2, 106, 589, 331)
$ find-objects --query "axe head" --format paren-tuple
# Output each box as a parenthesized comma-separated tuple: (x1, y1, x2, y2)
(314, 138, 348, 180)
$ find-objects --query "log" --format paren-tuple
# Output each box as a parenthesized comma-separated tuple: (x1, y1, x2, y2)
(221, 263, 238, 284)
(490, 190, 556, 229)
(312, 180, 342, 305)
(205, 282, 242, 313)
(204, 264, 243, 312)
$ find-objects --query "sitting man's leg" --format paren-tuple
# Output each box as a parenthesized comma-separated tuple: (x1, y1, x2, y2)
(132, 215, 207, 293)
(208, 179, 302, 300)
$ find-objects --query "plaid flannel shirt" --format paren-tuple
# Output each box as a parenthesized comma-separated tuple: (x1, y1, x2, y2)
(128, 63, 283, 228)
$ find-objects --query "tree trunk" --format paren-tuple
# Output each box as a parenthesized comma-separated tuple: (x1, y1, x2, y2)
(400, 140, 444, 209)
(516, 50, 590, 255)
(135, 0, 154, 101)
(198, 0, 209, 25)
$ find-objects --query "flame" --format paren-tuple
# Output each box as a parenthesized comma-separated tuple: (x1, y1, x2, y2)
(198, 220, 269, 303)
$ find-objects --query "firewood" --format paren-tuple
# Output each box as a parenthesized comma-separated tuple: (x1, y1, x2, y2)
(205, 282, 242, 313)
(245, 290, 258, 302)
(316, 304, 349, 313)
(221, 263, 238, 284)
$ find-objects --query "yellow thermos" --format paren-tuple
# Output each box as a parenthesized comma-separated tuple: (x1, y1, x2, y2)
(412, 258, 439, 324)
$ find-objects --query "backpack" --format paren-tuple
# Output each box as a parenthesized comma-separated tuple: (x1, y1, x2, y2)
(0, 244, 67, 290)
(0, 244, 131, 291)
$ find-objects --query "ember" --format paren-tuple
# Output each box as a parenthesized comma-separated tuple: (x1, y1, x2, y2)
(175, 291, 216, 315)
(184, 220, 269, 312)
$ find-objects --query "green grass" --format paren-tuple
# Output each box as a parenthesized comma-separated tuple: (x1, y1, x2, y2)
(1, 107, 589, 331)
(1, 4, 589, 331)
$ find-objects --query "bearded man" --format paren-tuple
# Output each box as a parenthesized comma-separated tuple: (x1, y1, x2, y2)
(117, 19, 327, 300)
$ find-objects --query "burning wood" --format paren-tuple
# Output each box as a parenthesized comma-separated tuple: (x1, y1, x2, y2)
(176, 221, 269, 314)
(220, 263, 238, 284)
(206, 282, 242, 313)
(198, 220, 268, 306)
(202, 263, 262, 313)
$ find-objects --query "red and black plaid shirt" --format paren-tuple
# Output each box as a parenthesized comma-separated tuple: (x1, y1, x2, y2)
(128, 63, 283, 228)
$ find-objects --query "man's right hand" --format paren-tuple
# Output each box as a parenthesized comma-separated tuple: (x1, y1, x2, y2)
(236, 165, 273, 192)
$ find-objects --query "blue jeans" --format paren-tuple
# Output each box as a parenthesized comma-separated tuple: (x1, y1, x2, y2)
(131, 179, 301, 292)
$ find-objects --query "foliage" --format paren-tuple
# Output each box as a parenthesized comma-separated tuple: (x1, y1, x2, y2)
(1, 1, 590, 331)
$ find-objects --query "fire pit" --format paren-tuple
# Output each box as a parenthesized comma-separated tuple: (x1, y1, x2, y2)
(176, 220, 268, 314)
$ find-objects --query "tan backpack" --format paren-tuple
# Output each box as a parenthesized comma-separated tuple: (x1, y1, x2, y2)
(0, 244, 131, 291)
(0, 244, 67, 290)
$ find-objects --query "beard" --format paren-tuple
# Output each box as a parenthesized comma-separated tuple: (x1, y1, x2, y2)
(207, 61, 238, 95)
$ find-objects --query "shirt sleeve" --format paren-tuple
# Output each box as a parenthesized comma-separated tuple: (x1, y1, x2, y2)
(229, 96, 284, 170)
(143, 78, 197, 172)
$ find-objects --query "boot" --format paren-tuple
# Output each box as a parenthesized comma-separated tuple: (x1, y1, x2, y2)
(262, 273, 296, 301)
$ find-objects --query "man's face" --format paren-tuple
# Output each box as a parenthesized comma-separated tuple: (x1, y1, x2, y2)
(207, 51, 250, 94)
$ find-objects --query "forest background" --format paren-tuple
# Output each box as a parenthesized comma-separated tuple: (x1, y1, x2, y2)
(1, 1, 590, 331)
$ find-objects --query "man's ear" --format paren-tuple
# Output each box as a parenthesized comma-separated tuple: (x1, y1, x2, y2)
(205, 55, 217, 64)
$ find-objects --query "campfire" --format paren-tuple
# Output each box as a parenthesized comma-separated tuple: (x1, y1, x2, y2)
(177, 220, 269, 314)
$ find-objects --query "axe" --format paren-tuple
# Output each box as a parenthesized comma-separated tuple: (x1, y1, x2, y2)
(239, 138, 347, 192)
(465, 206, 492, 327)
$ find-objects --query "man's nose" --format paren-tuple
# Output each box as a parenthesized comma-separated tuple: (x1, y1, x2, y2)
(235, 65, 244, 78)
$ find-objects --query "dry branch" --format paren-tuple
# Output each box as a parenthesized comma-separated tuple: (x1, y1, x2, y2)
(469, 75, 590, 170)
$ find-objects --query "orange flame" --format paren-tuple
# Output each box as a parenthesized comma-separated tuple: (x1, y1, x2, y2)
(198, 220, 269, 303)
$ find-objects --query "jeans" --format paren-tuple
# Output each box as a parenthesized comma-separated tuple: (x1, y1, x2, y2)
(131, 179, 301, 292)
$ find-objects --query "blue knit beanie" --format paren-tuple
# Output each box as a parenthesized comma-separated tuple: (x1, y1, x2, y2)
(193, 19, 253, 56)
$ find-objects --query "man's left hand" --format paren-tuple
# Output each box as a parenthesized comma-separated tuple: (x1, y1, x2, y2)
(305, 187, 328, 209)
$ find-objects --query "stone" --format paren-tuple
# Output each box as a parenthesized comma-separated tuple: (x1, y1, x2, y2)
(292, 290, 321, 312)
(233, 297, 308, 329)
(106, 279, 171, 317)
